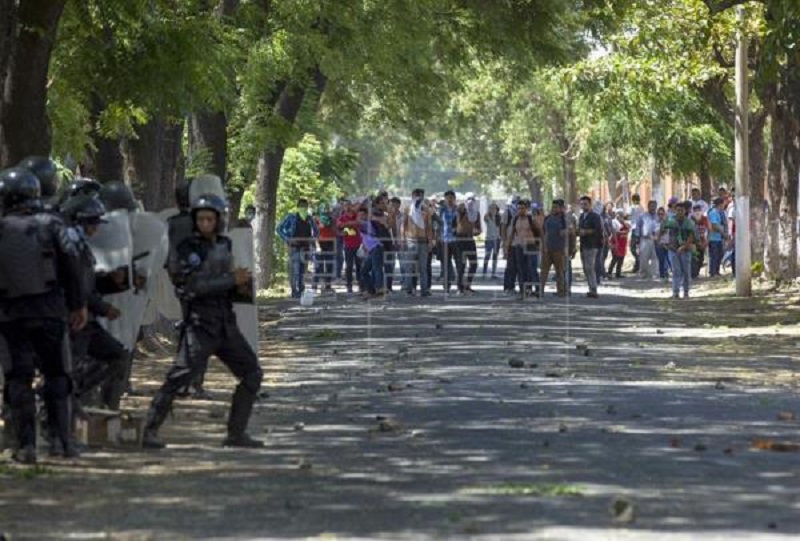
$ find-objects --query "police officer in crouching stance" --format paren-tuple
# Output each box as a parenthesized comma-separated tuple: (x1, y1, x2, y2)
(61, 195, 127, 411)
(0, 167, 87, 463)
(143, 193, 263, 449)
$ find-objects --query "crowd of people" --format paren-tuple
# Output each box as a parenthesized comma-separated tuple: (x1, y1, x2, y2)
(0, 157, 737, 466)
(277, 185, 736, 302)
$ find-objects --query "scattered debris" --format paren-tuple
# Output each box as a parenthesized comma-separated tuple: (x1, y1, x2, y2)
(610, 497, 636, 524)
(752, 439, 800, 452)
(376, 419, 402, 433)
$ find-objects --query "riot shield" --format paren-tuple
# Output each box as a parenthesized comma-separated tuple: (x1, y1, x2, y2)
(145, 208, 182, 322)
(229, 227, 258, 354)
(128, 211, 168, 334)
(87, 209, 133, 292)
(189, 174, 225, 205)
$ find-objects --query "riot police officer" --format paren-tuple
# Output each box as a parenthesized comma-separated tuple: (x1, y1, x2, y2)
(143, 193, 263, 449)
(61, 195, 127, 411)
(167, 178, 211, 399)
(0, 167, 87, 463)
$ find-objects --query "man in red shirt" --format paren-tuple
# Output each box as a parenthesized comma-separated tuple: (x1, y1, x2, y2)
(336, 200, 363, 293)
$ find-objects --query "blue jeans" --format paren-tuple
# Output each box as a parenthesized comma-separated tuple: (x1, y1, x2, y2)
(668, 250, 692, 296)
(335, 235, 344, 279)
(708, 240, 723, 276)
(361, 245, 386, 293)
(344, 247, 362, 290)
(313, 241, 335, 287)
(513, 245, 539, 294)
(656, 244, 669, 278)
(289, 247, 310, 297)
(483, 238, 500, 276)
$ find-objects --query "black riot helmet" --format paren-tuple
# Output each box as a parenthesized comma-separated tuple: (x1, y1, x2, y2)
(18, 156, 59, 198)
(61, 194, 108, 226)
(99, 181, 138, 211)
(65, 178, 102, 198)
(175, 177, 192, 211)
(59, 178, 102, 207)
(0, 167, 42, 213)
(191, 193, 228, 233)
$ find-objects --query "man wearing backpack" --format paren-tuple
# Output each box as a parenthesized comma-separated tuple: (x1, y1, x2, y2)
(277, 198, 319, 299)
(540, 199, 570, 297)
(505, 199, 542, 300)
(578, 196, 604, 298)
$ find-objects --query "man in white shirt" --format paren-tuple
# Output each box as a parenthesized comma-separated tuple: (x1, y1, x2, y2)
(690, 188, 709, 215)
(628, 194, 643, 273)
(636, 200, 660, 279)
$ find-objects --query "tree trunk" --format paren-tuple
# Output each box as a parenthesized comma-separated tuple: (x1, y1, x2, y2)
(765, 112, 786, 283)
(650, 156, 661, 205)
(699, 156, 712, 201)
(80, 93, 124, 182)
(253, 83, 308, 290)
(0, 0, 18, 148)
(0, 0, 66, 166)
(125, 117, 185, 211)
(606, 147, 619, 203)
(749, 111, 768, 265)
(782, 115, 800, 279)
(188, 111, 228, 181)
(518, 154, 542, 203)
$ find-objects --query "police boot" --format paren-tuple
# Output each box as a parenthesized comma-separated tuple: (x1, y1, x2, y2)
(223, 385, 263, 448)
(142, 391, 172, 449)
(8, 380, 37, 454)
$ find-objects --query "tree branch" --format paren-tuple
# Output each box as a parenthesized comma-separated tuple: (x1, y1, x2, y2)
(702, 0, 763, 15)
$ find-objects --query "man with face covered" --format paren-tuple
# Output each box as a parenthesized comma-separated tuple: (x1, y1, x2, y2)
(277, 198, 318, 299)
(661, 202, 696, 298)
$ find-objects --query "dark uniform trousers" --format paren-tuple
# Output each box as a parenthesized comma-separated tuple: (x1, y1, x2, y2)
(71, 321, 127, 410)
(147, 314, 262, 438)
(0, 318, 71, 448)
